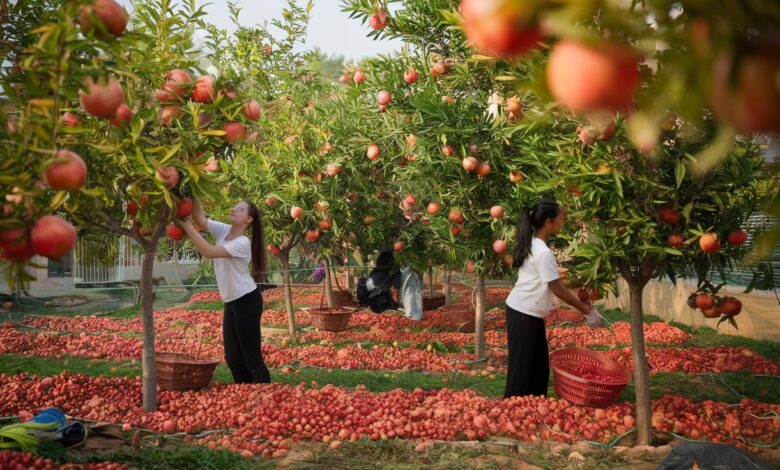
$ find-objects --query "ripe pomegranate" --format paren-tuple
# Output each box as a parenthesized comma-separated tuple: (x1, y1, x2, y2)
(366, 144, 380, 160)
(489, 205, 504, 219)
(318, 219, 333, 231)
(695, 293, 714, 310)
(290, 206, 304, 220)
(710, 45, 780, 134)
(363, 215, 375, 225)
(166, 225, 184, 241)
(448, 209, 464, 224)
(44, 150, 87, 191)
(61, 112, 80, 127)
(31, 216, 77, 259)
(699, 232, 720, 254)
(266, 196, 277, 206)
(667, 233, 684, 249)
(377, 90, 392, 106)
(402, 195, 417, 210)
(203, 157, 219, 173)
(156, 69, 192, 102)
(719, 296, 742, 316)
(727, 229, 747, 246)
(394, 241, 404, 251)
(305, 229, 321, 242)
(658, 207, 680, 226)
(222, 122, 245, 143)
(546, 40, 640, 113)
(159, 106, 182, 126)
(462, 156, 479, 172)
(79, 0, 128, 37)
(268, 244, 281, 256)
(369, 9, 387, 30)
(0, 227, 34, 261)
(155, 166, 179, 189)
(492, 239, 507, 254)
(79, 75, 124, 118)
(450, 223, 464, 236)
(404, 69, 419, 84)
(191, 75, 215, 103)
(509, 170, 523, 183)
(568, 186, 583, 197)
(353, 70, 366, 84)
(441, 145, 453, 156)
(325, 163, 342, 177)
(477, 162, 492, 177)
(127, 201, 137, 216)
(109, 103, 132, 127)
(702, 306, 721, 318)
(162, 420, 177, 434)
(339, 75, 350, 84)
(243, 99, 261, 120)
(506, 96, 523, 119)
(430, 62, 447, 77)
(218, 88, 237, 100)
(460, 0, 543, 57)
(176, 198, 193, 218)
(426, 202, 441, 215)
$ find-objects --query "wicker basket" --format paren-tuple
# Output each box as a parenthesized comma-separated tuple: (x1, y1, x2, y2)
(441, 302, 475, 333)
(332, 289, 354, 307)
(156, 352, 220, 392)
(549, 347, 630, 407)
(423, 292, 446, 311)
(306, 306, 355, 332)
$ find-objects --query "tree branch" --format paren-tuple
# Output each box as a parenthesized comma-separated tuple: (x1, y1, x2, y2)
(93, 208, 146, 247)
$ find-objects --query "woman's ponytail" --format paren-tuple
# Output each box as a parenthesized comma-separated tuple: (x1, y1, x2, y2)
(245, 200, 267, 285)
(512, 198, 561, 268)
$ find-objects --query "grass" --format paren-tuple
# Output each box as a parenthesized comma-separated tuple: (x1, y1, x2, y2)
(272, 437, 654, 470)
(186, 301, 225, 311)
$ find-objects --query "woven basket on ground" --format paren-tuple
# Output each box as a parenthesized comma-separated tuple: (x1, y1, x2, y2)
(422, 292, 446, 311)
(441, 302, 475, 333)
(156, 352, 220, 392)
(305, 306, 355, 332)
(549, 347, 630, 407)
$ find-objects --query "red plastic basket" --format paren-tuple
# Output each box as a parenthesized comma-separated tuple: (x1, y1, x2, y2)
(549, 347, 630, 407)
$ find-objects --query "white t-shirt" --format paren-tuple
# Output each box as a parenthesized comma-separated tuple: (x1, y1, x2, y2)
(505, 237, 560, 318)
(207, 220, 256, 303)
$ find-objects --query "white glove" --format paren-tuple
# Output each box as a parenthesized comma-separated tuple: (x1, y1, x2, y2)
(585, 308, 606, 327)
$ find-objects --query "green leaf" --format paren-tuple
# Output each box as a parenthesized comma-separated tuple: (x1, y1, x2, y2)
(49, 191, 68, 209)
(674, 158, 685, 189)
(160, 143, 182, 164)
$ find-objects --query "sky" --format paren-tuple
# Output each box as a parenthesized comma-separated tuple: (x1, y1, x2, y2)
(119, 0, 405, 62)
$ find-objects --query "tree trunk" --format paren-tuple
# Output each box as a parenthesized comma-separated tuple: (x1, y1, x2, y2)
(474, 274, 486, 361)
(444, 269, 452, 305)
(279, 253, 296, 337)
(140, 250, 157, 412)
(428, 267, 435, 298)
(627, 278, 653, 445)
(344, 262, 351, 290)
(324, 257, 334, 308)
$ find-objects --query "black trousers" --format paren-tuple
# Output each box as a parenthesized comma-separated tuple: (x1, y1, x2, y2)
(223, 287, 271, 384)
(504, 304, 549, 398)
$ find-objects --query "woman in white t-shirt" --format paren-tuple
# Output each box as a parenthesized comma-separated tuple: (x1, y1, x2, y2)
(176, 199, 270, 384)
(504, 198, 604, 398)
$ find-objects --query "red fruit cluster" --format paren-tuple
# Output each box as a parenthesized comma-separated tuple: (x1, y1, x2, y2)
(0, 450, 128, 469)
(2, 373, 778, 457)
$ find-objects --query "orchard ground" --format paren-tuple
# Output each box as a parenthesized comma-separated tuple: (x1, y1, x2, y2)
(1, 284, 779, 469)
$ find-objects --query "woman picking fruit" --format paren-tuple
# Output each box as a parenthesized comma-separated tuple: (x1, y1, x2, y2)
(504, 198, 604, 398)
(176, 199, 271, 384)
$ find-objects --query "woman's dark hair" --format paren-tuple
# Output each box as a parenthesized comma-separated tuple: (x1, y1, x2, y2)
(512, 198, 561, 268)
(244, 200, 267, 284)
